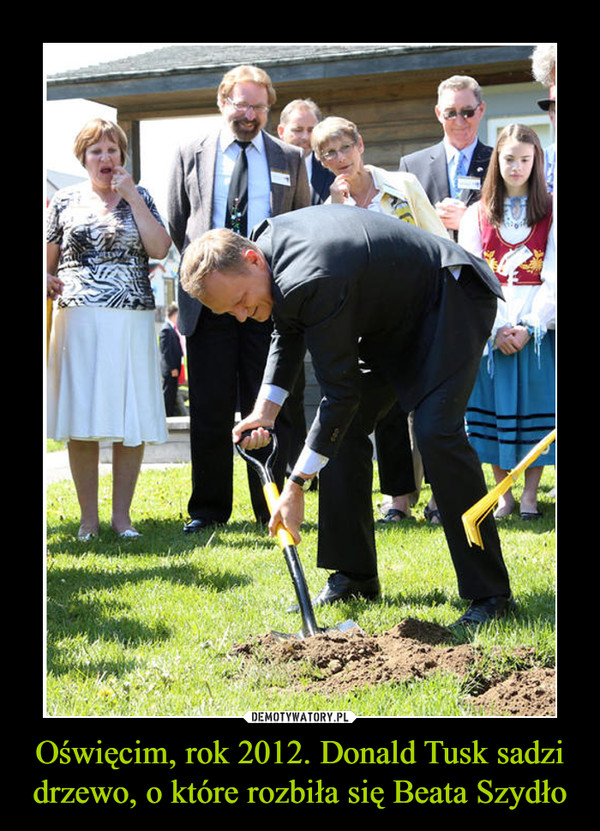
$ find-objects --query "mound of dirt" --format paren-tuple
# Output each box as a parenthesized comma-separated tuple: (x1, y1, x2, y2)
(471, 667, 556, 717)
(232, 618, 555, 717)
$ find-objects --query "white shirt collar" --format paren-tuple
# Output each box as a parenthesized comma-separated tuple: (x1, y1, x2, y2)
(443, 137, 478, 167)
(341, 168, 381, 209)
(305, 152, 314, 180)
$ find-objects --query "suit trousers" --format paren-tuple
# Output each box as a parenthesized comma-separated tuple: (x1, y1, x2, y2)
(374, 401, 417, 499)
(317, 286, 511, 601)
(186, 308, 291, 524)
(162, 374, 179, 417)
(317, 375, 395, 578)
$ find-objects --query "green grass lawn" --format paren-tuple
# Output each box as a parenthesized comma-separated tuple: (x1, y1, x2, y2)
(45, 456, 555, 717)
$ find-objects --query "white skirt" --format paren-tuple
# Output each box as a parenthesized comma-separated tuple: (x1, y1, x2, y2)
(47, 306, 168, 447)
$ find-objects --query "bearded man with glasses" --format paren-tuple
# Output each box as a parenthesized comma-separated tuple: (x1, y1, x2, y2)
(168, 64, 310, 533)
(399, 75, 492, 239)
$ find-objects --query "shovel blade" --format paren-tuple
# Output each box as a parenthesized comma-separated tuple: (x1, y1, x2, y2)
(332, 619, 364, 635)
(270, 619, 363, 641)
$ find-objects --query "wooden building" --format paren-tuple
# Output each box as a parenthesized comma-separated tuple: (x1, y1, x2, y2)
(46, 43, 552, 425)
(46, 43, 548, 178)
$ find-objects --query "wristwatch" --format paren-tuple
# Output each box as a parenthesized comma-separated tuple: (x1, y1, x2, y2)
(288, 473, 313, 492)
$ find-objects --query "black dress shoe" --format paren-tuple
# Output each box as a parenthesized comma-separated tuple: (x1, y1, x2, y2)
(287, 572, 380, 612)
(314, 572, 381, 606)
(183, 518, 223, 533)
(452, 595, 514, 627)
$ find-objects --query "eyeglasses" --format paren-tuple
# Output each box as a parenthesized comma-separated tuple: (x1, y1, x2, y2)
(441, 106, 480, 120)
(320, 143, 356, 161)
(226, 98, 270, 114)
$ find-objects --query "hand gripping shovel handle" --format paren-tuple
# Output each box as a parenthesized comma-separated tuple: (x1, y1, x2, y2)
(234, 431, 292, 546)
(234, 430, 320, 637)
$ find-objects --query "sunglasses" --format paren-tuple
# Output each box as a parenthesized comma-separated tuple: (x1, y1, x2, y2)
(441, 107, 480, 120)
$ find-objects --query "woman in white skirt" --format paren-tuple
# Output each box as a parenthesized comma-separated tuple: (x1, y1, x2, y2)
(47, 118, 171, 540)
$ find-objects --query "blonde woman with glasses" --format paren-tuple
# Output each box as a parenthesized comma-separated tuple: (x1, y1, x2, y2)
(312, 117, 448, 527)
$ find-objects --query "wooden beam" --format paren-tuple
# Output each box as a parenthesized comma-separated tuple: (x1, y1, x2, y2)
(117, 117, 141, 182)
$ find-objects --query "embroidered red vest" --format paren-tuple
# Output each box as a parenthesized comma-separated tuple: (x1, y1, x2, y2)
(478, 203, 552, 285)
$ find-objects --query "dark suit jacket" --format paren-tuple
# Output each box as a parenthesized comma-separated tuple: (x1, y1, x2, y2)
(399, 139, 492, 209)
(167, 127, 310, 336)
(250, 205, 502, 459)
(309, 153, 335, 204)
(159, 321, 183, 378)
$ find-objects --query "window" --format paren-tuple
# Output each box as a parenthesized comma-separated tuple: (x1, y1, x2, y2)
(487, 115, 553, 150)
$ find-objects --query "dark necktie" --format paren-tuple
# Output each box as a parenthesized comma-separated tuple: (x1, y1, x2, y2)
(226, 141, 250, 236)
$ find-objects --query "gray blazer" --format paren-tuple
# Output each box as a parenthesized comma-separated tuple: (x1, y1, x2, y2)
(399, 139, 492, 208)
(167, 127, 310, 336)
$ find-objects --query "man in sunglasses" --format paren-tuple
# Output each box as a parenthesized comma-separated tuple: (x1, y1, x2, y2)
(399, 75, 491, 238)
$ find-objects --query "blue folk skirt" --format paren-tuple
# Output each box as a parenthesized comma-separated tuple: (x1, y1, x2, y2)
(466, 331, 555, 470)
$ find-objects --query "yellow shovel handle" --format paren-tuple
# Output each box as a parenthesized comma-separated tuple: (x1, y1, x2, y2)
(262, 481, 296, 549)
(507, 428, 556, 485)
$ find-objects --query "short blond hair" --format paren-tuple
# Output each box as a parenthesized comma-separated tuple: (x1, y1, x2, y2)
(180, 229, 262, 301)
(217, 64, 277, 108)
(279, 98, 323, 124)
(311, 117, 360, 159)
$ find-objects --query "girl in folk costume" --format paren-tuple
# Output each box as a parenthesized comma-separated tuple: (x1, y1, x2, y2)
(459, 123, 555, 520)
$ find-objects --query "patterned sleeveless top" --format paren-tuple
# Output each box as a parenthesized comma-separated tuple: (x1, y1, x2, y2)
(47, 184, 165, 310)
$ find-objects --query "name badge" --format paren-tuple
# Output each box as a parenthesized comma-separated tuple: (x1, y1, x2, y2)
(498, 245, 532, 277)
(457, 175, 481, 191)
(271, 169, 291, 186)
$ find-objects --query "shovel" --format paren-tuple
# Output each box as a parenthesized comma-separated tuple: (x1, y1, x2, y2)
(235, 430, 363, 640)
(462, 429, 556, 548)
